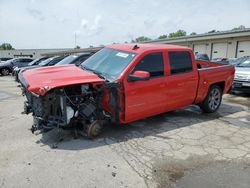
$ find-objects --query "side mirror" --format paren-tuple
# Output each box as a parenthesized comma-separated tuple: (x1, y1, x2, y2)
(128, 70, 150, 82)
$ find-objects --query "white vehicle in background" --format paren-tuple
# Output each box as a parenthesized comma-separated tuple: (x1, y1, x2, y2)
(232, 57, 250, 93)
(229, 56, 250, 66)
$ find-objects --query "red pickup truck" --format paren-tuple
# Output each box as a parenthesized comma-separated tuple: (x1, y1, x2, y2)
(19, 44, 235, 138)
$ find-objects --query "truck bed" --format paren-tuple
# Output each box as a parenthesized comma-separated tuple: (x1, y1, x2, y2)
(194, 60, 235, 104)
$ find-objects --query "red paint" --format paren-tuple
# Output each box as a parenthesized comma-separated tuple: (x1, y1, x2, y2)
(22, 64, 104, 95)
(22, 44, 235, 124)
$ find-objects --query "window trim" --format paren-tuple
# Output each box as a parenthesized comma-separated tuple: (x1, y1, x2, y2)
(168, 51, 193, 75)
(130, 52, 165, 79)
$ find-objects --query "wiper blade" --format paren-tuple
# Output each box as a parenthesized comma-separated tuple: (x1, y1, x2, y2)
(82, 66, 106, 80)
(92, 70, 106, 80)
(82, 66, 93, 72)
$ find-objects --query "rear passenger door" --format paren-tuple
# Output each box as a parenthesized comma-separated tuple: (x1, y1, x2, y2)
(166, 51, 198, 110)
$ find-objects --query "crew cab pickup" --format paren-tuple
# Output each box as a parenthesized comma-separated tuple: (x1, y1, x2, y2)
(19, 44, 235, 138)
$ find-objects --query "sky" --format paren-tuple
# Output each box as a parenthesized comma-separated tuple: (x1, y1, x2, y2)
(0, 0, 249, 49)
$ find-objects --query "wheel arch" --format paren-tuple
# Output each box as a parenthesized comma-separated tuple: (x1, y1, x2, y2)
(210, 81, 225, 93)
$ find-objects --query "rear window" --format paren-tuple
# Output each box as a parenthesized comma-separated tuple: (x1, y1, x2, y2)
(169, 51, 193, 74)
(56, 55, 79, 65)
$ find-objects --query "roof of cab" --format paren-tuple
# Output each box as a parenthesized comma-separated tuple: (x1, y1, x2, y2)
(106, 43, 191, 53)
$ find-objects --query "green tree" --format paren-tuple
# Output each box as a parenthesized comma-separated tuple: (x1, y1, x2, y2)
(132, 36, 152, 43)
(208, 30, 216, 33)
(168, 30, 187, 38)
(75, 45, 81, 49)
(158, 34, 168, 39)
(232, 25, 246, 31)
(0, 43, 14, 50)
(190, 32, 197, 35)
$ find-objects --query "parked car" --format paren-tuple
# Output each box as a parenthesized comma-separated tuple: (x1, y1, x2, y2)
(19, 44, 234, 138)
(0, 57, 33, 76)
(0, 57, 12, 63)
(16, 56, 67, 82)
(13, 56, 51, 80)
(232, 57, 250, 93)
(228, 56, 250, 66)
(227, 58, 237, 65)
(195, 53, 209, 61)
(212, 58, 229, 64)
(55, 53, 93, 66)
(27, 56, 51, 66)
(38, 56, 67, 66)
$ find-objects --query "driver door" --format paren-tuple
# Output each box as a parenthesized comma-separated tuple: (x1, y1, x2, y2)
(123, 52, 167, 122)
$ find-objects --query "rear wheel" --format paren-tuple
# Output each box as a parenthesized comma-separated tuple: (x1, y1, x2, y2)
(200, 85, 222, 113)
(1, 68, 10, 76)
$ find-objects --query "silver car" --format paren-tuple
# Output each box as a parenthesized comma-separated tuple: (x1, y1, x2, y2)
(232, 57, 250, 93)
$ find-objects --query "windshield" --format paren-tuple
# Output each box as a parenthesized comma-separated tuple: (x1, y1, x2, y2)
(56, 55, 79, 65)
(5, 58, 17, 64)
(39, 57, 55, 66)
(81, 48, 136, 80)
(28, 58, 40, 66)
(28, 57, 49, 66)
(233, 57, 250, 66)
(237, 58, 250, 67)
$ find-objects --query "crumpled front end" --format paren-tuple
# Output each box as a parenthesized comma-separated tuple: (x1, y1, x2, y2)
(22, 82, 108, 138)
(24, 89, 69, 131)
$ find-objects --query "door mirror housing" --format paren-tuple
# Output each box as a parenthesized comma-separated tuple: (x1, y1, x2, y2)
(128, 70, 150, 82)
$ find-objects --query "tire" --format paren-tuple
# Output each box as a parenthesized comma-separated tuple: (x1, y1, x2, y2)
(1, 68, 10, 76)
(200, 85, 222, 113)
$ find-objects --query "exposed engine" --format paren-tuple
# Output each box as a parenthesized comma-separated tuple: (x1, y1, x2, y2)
(23, 84, 106, 138)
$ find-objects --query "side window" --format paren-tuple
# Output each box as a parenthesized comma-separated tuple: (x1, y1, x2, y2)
(169, 51, 193, 74)
(25, 59, 33, 63)
(133, 53, 164, 78)
(13, 59, 20, 65)
(20, 59, 30, 63)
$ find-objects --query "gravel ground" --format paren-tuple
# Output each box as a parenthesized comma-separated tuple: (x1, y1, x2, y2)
(0, 76, 250, 188)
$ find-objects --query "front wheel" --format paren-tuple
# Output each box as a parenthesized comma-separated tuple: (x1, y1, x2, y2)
(200, 85, 222, 113)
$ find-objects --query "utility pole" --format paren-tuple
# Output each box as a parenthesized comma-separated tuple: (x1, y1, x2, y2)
(74, 32, 77, 48)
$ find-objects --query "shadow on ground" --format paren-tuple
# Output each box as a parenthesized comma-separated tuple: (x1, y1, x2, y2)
(37, 101, 249, 150)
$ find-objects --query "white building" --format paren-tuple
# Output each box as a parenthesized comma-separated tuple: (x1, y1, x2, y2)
(0, 48, 72, 59)
(146, 28, 250, 59)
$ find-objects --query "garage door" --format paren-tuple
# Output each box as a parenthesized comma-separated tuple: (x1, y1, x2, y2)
(212, 43, 228, 59)
(194, 44, 207, 54)
(237, 41, 250, 58)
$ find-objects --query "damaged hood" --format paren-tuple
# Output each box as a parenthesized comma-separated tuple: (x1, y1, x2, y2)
(21, 64, 104, 95)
